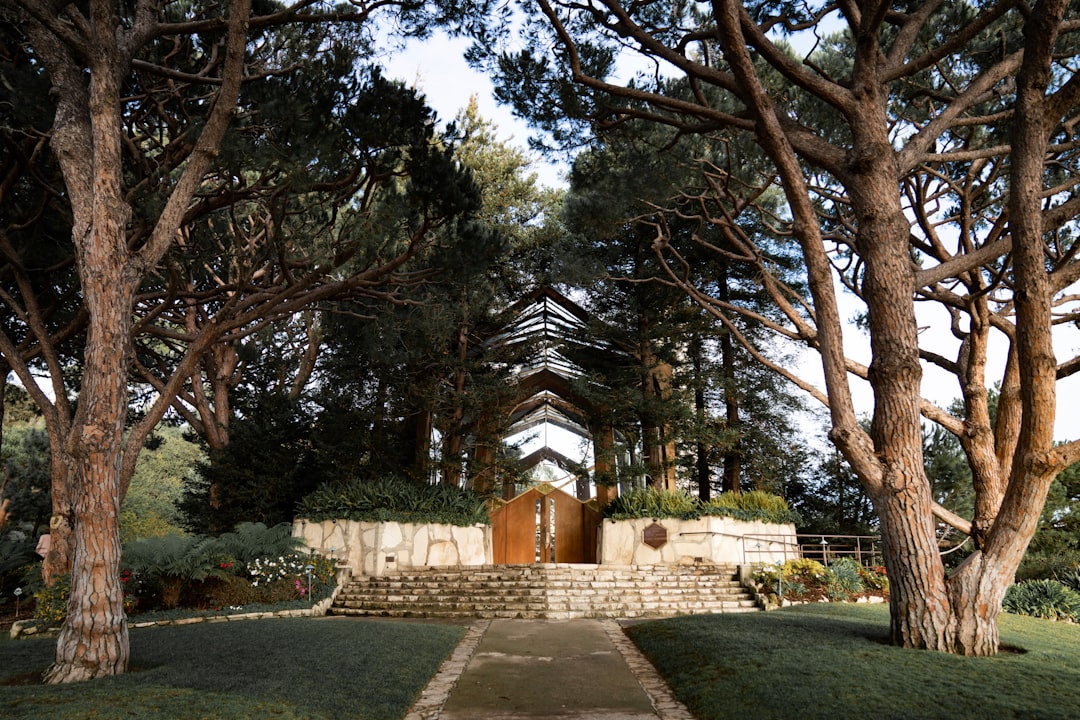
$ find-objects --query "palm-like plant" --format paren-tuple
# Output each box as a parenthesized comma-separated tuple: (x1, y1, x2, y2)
(122, 535, 224, 609)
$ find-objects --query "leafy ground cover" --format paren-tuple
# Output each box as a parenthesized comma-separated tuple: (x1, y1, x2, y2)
(752, 557, 889, 604)
(0, 617, 464, 720)
(628, 603, 1080, 720)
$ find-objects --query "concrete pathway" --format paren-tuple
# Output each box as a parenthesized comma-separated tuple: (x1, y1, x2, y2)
(404, 619, 696, 720)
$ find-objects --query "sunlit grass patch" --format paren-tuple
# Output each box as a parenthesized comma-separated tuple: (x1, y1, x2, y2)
(628, 603, 1080, 720)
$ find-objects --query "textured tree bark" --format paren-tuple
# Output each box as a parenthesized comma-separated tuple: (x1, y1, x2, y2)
(45, 209, 134, 682)
(21, 0, 253, 681)
(44, 443, 129, 682)
(842, 45, 959, 648)
(855, 190, 955, 649)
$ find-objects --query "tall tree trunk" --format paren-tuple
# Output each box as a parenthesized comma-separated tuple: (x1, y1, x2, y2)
(652, 361, 677, 491)
(41, 460, 74, 587)
(45, 228, 134, 682)
(45, 442, 129, 682)
(18, 0, 251, 681)
(442, 316, 470, 486)
(638, 313, 662, 489)
(849, 112, 954, 648)
(0, 373, 7, 534)
(717, 260, 741, 492)
(406, 404, 433, 483)
(938, 0, 1069, 657)
(691, 333, 711, 501)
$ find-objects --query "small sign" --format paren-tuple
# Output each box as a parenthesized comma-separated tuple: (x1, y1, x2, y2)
(643, 522, 668, 550)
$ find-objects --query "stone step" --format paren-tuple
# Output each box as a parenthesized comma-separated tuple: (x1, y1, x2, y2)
(364, 581, 741, 590)
(331, 602, 759, 620)
(335, 596, 757, 610)
(341, 581, 747, 594)
(330, 563, 760, 620)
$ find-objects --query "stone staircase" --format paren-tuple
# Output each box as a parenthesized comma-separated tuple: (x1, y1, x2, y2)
(330, 563, 759, 620)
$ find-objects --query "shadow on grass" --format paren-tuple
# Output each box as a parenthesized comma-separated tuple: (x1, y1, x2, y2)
(0, 617, 465, 720)
(628, 603, 1080, 720)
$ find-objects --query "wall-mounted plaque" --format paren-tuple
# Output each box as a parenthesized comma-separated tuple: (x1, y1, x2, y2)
(643, 522, 668, 550)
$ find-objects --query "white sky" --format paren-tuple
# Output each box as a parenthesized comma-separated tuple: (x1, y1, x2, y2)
(380, 32, 567, 189)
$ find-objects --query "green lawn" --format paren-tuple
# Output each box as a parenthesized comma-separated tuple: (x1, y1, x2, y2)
(628, 603, 1080, 720)
(8, 604, 1076, 720)
(0, 617, 464, 720)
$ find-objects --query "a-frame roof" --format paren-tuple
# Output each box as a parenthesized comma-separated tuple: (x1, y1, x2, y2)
(481, 288, 610, 473)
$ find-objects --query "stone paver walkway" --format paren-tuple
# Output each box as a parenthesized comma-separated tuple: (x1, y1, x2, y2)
(404, 618, 695, 720)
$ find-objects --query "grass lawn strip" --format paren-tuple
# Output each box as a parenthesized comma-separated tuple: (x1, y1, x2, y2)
(0, 617, 466, 720)
(628, 603, 1080, 720)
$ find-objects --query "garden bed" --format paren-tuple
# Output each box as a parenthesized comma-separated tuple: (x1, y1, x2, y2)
(751, 557, 889, 609)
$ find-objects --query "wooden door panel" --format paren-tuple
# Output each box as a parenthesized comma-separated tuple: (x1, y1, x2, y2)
(492, 488, 540, 563)
(492, 486, 601, 565)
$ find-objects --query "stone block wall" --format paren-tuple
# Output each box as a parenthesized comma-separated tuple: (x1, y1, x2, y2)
(597, 516, 798, 566)
(292, 519, 492, 577)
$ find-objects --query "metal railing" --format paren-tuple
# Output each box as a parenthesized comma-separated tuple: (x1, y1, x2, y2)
(742, 534, 881, 568)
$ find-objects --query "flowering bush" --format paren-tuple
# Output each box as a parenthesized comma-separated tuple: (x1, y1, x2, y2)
(119, 568, 140, 613)
(116, 526, 339, 613)
(859, 564, 890, 592)
(33, 574, 70, 627)
(752, 557, 888, 604)
(248, 552, 312, 587)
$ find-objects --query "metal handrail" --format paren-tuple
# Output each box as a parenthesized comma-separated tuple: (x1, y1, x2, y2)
(742, 533, 882, 568)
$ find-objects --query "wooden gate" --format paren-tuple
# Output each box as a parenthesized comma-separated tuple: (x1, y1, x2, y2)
(491, 485, 600, 564)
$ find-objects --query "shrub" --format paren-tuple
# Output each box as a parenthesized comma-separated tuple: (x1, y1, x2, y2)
(34, 574, 69, 627)
(1003, 579, 1080, 621)
(704, 491, 802, 525)
(752, 557, 887, 603)
(211, 522, 303, 565)
(201, 574, 257, 608)
(784, 558, 827, 579)
(753, 560, 819, 596)
(1055, 567, 1080, 593)
(752, 563, 780, 589)
(859, 564, 890, 592)
(0, 535, 35, 581)
(602, 488, 800, 524)
(296, 475, 489, 527)
(1016, 550, 1080, 582)
(122, 534, 227, 609)
(193, 547, 338, 610)
(783, 579, 808, 597)
(826, 557, 865, 599)
(603, 489, 700, 520)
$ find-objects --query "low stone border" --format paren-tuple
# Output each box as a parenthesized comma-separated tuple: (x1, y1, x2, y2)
(10, 581, 345, 640)
(403, 619, 491, 720)
(603, 619, 696, 720)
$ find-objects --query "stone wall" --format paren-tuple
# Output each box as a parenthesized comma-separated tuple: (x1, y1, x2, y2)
(293, 519, 492, 576)
(597, 516, 798, 566)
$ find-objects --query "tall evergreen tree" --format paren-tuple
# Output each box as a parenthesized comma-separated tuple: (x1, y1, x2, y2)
(561, 124, 814, 498)
(1, 0, 496, 682)
(481, 0, 1080, 655)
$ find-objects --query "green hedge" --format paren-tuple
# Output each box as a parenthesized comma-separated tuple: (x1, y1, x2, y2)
(296, 475, 489, 527)
(602, 488, 801, 525)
